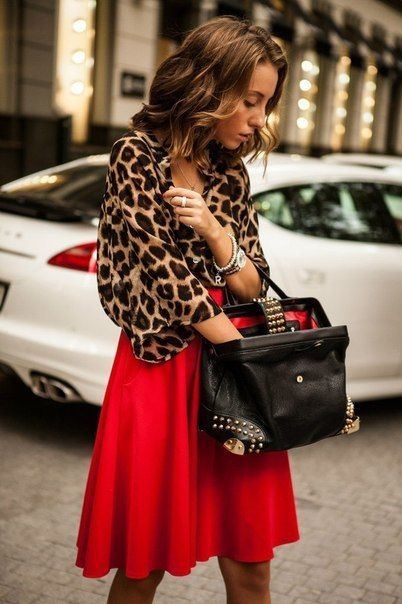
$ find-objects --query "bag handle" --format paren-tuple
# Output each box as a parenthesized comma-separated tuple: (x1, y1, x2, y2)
(223, 264, 289, 306)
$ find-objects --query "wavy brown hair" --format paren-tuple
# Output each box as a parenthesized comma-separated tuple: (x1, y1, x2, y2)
(130, 15, 288, 175)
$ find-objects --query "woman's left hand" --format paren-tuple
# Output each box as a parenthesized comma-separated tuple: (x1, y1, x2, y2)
(162, 186, 218, 239)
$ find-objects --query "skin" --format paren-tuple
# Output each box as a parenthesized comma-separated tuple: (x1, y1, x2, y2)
(107, 61, 278, 604)
(163, 59, 279, 242)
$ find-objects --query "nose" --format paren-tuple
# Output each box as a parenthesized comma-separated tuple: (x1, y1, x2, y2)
(250, 107, 266, 130)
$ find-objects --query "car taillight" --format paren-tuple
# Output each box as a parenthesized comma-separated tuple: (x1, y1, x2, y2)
(48, 242, 97, 272)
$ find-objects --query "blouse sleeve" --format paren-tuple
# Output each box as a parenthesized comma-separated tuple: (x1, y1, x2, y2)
(238, 159, 271, 298)
(97, 135, 223, 363)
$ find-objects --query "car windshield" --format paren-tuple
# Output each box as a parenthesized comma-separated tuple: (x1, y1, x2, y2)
(0, 163, 107, 221)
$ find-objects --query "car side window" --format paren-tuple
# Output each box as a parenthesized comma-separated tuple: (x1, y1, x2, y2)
(380, 183, 402, 241)
(253, 182, 400, 244)
(253, 190, 294, 228)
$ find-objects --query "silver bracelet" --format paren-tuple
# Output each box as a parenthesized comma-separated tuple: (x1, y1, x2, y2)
(212, 232, 238, 273)
(224, 264, 242, 276)
(212, 233, 239, 284)
(223, 246, 247, 276)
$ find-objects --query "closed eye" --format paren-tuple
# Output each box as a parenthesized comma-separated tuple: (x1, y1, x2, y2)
(244, 100, 257, 108)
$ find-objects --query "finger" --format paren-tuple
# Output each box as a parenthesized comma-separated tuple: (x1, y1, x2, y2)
(174, 207, 195, 216)
(177, 215, 197, 226)
(170, 197, 199, 210)
(163, 193, 195, 204)
(162, 187, 195, 198)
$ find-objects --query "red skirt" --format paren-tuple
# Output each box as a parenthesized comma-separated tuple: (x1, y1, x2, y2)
(75, 286, 300, 579)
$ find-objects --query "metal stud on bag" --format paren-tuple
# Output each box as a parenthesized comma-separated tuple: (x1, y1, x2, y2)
(211, 413, 266, 455)
(252, 296, 286, 334)
(338, 394, 360, 435)
(210, 393, 359, 455)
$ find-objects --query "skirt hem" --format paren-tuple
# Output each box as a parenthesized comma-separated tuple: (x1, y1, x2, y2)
(75, 533, 301, 580)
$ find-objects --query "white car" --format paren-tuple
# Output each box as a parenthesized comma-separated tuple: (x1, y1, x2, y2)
(0, 153, 401, 405)
(321, 152, 402, 176)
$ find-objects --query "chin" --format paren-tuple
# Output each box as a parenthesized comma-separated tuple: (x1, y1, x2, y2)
(222, 139, 242, 150)
(213, 135, 240, 150)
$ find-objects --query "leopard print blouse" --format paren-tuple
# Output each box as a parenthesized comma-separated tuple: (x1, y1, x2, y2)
(97, 129, 270, 363)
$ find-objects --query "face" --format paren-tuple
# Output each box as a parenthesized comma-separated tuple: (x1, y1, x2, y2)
(213, 60, 278, 149)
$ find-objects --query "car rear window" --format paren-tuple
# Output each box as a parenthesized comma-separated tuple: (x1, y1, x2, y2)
(0, 164, 107, 221)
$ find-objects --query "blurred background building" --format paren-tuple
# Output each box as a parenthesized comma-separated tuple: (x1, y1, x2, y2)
(0, 0, 401, 184)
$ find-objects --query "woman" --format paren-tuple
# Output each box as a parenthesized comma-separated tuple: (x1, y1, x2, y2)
(75, 15, 300, 604)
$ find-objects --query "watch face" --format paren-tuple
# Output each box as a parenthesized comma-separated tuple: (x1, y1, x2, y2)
(238, 247, 246, 268)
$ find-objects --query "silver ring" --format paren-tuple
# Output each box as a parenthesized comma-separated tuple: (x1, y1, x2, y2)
(181, 195, 187, 207)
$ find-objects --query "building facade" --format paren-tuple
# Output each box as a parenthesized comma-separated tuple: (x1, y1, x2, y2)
(0, 0, 401, 182)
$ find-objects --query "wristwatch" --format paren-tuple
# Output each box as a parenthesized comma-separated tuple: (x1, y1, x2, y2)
(212, 234, 247, 283)
(236, 246, 247, 268)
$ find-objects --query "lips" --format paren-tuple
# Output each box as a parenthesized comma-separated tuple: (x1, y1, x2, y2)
(239, 133, 250, 141)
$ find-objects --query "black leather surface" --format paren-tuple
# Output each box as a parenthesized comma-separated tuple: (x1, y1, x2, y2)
(199, 273, 351, 454)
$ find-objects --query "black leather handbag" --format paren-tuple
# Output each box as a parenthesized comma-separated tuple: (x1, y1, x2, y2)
(198, 265, 360, 455)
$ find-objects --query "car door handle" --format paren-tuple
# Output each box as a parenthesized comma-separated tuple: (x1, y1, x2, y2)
(297, 268, 325, 284)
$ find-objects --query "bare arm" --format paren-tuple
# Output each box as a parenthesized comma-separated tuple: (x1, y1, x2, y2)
(191, 223, 257, 344)
(191, 308, 244, 343)
(191, 217, 264, 344)
(204, 222, 263, 302)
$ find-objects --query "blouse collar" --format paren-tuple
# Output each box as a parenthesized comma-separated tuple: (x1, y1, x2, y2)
(142, 130, 231, 182)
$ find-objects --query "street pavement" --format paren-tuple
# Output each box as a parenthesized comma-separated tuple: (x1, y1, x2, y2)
(0, 372, 401, 604)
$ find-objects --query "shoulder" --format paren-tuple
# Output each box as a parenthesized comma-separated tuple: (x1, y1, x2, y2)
(106, 130, 161, 196)
(109, 130, 157, 169)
